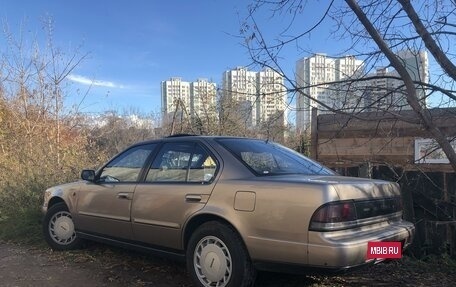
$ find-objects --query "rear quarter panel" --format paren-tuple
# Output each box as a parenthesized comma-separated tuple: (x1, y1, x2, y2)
(201, 178, 339, 265)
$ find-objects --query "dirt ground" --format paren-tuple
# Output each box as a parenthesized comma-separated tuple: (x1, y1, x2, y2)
(0, 241, 455, 287)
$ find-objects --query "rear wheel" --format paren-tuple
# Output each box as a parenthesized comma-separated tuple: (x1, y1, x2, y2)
(43, 202, 82, 250)
(187, 221, 256, 287)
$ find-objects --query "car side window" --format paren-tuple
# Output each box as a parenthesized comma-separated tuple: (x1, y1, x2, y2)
(146, 142, 217, 183)
(240, 152, 278, 174)
(99, 144, 156, 183)
(188, 144, 217, 183)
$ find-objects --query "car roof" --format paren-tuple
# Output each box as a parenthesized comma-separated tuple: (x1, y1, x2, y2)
(134, 135, 261, 145)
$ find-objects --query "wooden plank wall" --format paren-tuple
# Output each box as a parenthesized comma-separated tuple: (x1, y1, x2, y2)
(313, 108, 456, 172)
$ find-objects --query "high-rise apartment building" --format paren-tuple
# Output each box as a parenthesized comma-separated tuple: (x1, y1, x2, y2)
(161, 77, 191, 119)
(356, 50, 429, 111)
(222, 67, 258, 126)
(256, 68, 288, 125)
(295, 51, 428, 132)
(394, 50, 429, 108)
(222, 67, 287, 126)
(190, 78, 217, 118)
(295, 54, 364, 131)
(397, 50, 429, 84)
(161, 77, 217, 122)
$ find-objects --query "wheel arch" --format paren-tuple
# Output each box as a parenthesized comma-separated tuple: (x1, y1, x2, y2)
(47, 197, 67, 210)
(183, 213, 248, 253)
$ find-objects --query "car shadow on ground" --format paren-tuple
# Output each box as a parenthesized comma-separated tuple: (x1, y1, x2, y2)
(79, 242, 394, 287)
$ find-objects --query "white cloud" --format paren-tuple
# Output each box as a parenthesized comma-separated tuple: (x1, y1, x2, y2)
(67, 74, 125, 89)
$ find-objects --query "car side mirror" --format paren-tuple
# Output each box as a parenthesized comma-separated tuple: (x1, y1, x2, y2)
(81, 169, 96, 182)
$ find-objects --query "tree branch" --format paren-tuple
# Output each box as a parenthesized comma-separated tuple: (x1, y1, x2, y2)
(346, 0, 456, 172)
(398, 0, 456, 82)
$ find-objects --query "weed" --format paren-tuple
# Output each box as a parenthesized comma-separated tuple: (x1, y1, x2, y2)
(0, 207, 44, 245)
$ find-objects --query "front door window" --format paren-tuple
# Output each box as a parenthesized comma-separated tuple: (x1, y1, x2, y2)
(99, 144, 156, 182)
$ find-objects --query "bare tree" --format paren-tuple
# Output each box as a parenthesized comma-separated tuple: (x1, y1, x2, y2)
(87, 109, 157, 156)
(243, 0, 456, 172)
(0, 18, 92, 216)
(345, 0, 456, 171)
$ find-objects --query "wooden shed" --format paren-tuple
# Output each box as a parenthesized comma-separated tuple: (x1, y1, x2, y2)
(311, 107, 456, 173)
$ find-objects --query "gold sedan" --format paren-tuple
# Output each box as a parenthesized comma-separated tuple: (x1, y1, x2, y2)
(42, 135, 415, 287)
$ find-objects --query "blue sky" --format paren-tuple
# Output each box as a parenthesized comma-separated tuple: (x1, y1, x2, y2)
(0, 0, 340, 116)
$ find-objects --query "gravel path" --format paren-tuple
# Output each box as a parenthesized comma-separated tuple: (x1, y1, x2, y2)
(0, 243, 125, 287)
(1, 242, 454, 287)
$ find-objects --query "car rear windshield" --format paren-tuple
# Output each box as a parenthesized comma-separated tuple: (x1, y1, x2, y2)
(217, 138, 335, 176)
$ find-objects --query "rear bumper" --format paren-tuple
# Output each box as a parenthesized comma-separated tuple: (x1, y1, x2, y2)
(247, 219, 414, 272)
(307, 219, 415, 268)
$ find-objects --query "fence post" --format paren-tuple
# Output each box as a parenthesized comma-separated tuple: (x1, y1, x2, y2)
(310, 107, 318, 160)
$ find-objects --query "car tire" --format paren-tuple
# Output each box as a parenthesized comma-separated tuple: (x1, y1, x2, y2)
(43, 202, 82, 250)
(187, 221, 256, 287)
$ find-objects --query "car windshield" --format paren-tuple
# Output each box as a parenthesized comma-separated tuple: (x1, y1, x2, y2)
(217, 138, 335, 176)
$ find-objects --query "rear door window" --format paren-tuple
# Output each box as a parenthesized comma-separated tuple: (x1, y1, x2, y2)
(146, 142, 217, 183)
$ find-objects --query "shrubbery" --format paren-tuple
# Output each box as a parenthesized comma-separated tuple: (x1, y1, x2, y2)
(0, 24, 104, 240)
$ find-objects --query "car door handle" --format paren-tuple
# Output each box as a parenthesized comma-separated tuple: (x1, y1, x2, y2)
(117, 192, 132, 200)
(185, 194, 202, 202)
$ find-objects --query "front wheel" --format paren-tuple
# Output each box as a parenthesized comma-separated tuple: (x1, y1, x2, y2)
(186, 221, 256, 287)
(43, 202, 82, 250)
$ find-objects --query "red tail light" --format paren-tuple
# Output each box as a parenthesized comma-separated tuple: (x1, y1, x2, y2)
(310, 197, 403, 231)
(311, 201, 356, 226)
